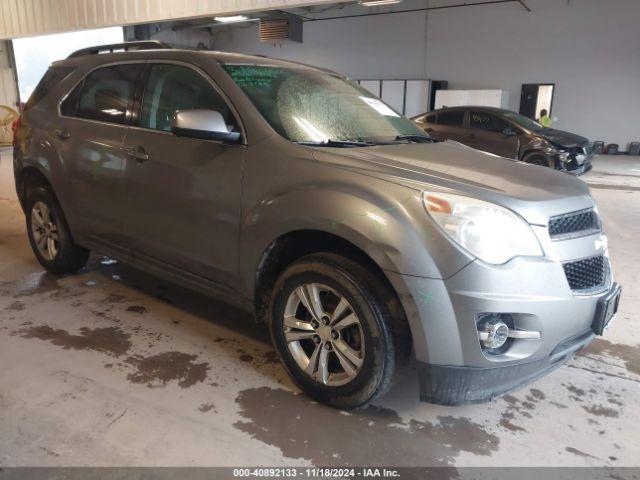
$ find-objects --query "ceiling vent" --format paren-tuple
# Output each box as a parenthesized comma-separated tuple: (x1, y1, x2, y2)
(259, 15, 303, 43)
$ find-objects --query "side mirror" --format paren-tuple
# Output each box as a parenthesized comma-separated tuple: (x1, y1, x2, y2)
(502, 128, 517, 136)
(171, 109, 241, 143)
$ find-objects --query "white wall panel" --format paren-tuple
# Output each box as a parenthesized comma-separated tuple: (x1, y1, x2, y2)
(380, 80, 404, 115)
(405, 80, 429, 118)
(0, 0, 337, 39)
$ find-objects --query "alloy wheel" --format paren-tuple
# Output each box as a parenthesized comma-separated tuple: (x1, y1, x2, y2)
(283, 283, 365, 386)
(31, 201, 59, 261)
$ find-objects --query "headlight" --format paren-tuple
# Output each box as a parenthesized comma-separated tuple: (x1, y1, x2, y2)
(422, 192, 543, 264)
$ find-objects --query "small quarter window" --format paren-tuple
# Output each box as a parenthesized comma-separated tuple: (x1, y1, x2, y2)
(25, 66, 74, 110)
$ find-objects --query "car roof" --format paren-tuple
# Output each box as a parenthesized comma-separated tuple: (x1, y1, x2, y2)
(430, 106, 511, 114)
(52, 44, 337, 75)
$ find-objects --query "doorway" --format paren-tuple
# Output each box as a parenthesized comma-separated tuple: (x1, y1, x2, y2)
(519, 83, 555, 120)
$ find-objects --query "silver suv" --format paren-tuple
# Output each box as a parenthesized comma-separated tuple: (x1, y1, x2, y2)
(13, 41, 621, 408)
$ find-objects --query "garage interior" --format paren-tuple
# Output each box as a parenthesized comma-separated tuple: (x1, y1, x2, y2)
(1, 0, 639, 471)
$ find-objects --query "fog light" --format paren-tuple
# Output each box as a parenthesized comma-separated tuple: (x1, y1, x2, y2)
(477, 317, 510, 349)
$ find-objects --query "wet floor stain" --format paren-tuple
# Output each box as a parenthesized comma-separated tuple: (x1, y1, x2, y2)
(101, 293, 126, 304)
(18, 325, 132, 357)
(579, 339, 640, 376)
(11, 272, 60, 298)
(126, 305, 147, 314)
(239, 353, 254, 363)
(234, 387, 499, 466)
(565, 446, 599, 460)
(263, 350, 280, 364)
(199, 402, 216, 413)
(4, 300, 25, 311)
(125, 352, 210, 388)
(582, 405, 619, 418)
(497, 391, 544, 433)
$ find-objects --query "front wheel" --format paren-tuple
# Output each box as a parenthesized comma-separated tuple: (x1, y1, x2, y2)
(269, 253, 410, 409)
(522, 151, 553, 168)
(26, 187, 90, 274)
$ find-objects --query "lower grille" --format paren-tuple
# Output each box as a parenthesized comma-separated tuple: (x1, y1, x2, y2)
(562, 255, 608, 293)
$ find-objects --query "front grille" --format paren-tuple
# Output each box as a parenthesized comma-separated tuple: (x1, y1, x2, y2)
(549, 208, 600, 239)
(563, 255, 608, 293)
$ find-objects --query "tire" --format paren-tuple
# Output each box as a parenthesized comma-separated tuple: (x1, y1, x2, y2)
(26, 186, 90, 274)
(522, 151, 553, 168)
(269, 253, 410, 409)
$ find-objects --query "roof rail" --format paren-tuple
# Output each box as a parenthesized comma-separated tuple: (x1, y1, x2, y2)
(67, 40, 172, 59)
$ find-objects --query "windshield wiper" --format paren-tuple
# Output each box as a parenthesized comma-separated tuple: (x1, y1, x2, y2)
(394, 134, 438, 143)
(295, 139, 375, 148)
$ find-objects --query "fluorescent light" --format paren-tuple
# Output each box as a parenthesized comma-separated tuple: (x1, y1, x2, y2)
(214, 15, 251, 23)
(359, 0, 402, 6)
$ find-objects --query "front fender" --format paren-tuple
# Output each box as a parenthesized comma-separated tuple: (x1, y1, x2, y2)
(239, 181, 473, 296)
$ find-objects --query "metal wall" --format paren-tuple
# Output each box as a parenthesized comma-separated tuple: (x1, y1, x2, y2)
(0, 41, 18, 107)
(0, 0, 335, 40)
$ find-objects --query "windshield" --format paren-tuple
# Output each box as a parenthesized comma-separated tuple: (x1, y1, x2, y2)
(502, 111, 546, 132)
(223, 64, 427, 145)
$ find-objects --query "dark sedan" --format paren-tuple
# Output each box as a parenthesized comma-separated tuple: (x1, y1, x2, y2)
(413, 106, 593, 175)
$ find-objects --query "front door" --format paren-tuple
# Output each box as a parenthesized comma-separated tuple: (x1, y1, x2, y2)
(121, 63, 245, 287)
(466, 110, 519, 159)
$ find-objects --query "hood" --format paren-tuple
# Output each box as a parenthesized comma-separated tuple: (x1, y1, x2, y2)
(536, 128, 589, 148)
(313, 141, 594, 225)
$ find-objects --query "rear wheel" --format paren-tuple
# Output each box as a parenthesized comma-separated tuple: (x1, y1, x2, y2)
(26, 187, 90, 274)
(269, 253, 410, 409)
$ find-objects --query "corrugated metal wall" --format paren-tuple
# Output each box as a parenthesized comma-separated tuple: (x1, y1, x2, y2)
(0, 0, 335, 40)
(0, 41, 17, 108)
(0, 68, 17, 107)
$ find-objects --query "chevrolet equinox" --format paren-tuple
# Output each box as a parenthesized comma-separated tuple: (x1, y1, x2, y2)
(13, 41, 621, 408)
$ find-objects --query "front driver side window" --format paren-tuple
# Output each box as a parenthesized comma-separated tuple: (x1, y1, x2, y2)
(140, 64, 238, 133)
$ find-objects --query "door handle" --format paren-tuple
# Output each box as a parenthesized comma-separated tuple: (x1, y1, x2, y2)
(126, 147, 150, 163)
(55, 128, 71, 140)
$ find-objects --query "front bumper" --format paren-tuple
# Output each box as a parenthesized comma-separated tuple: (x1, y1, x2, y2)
(385, 245, 616, 404)
(559, 152, 594, 176)
(417, 329, 594, 405)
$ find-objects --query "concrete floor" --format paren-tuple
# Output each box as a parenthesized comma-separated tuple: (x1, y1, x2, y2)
(0, 148, 638, 468)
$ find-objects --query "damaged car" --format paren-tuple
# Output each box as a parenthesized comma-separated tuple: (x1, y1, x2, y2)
(413, 106, 594, 175)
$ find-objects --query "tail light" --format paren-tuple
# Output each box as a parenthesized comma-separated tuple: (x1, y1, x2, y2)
(11, 116, 21, 147)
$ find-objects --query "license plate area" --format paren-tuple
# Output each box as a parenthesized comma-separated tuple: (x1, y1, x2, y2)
(592, 283, 621, 335)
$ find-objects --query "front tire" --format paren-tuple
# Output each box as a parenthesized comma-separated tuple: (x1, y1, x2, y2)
(269, 253, 410, 409)
(26, 186, 90, 274)
(522, 151, 553, 168)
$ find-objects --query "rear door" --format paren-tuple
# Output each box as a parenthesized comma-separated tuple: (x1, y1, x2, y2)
(55, 63, 144, 249)
(466, 110, 519, 158)
(120, 62, 245, 287)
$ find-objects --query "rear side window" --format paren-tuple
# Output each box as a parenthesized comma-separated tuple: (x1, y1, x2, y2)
(25, 66, 74, 110)
(61, 64, 143, 125)
(436, 110, 464, 126)
(469, 111, 508, 132)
